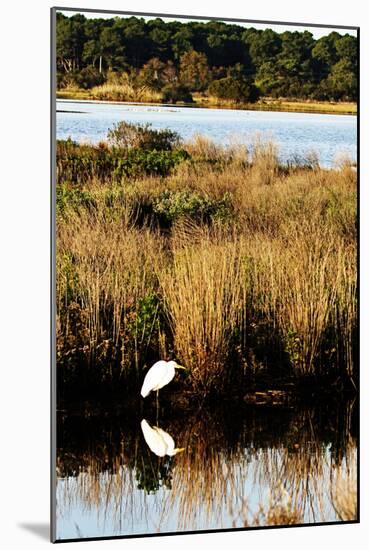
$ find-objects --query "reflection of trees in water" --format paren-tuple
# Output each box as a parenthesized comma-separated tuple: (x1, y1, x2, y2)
(56, 399, 357, 533)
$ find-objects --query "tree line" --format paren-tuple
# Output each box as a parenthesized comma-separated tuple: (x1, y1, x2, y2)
(56, 12, 357, 103)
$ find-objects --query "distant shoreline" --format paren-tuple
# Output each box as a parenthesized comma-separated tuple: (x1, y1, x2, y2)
(56, 91, 357, 116)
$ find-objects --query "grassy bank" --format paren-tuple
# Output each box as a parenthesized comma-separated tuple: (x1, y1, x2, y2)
(261, 98, 357, 115)
(56, 128, 357, 397)
(56, 87, 357, 115)
(193, 94, 357, 114)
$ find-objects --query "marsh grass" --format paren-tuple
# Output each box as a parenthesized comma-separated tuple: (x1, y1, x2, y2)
(257, 223, 341, 375)
(90, 83, 162, 103)
(57, 199, 165, 374)
(250, 135, 279, 186)
(56, 132, 357, 394)
(159, 226, 247, 393)
(334, 249, 357, 378)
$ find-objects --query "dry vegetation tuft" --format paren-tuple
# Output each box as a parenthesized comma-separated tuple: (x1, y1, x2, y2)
(56, 133, 357, 393)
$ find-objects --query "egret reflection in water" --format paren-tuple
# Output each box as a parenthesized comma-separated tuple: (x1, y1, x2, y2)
(141, 419, 185, 457)
(56, 402, 357, 538)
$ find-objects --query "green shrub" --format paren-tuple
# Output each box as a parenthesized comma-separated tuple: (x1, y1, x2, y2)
(57, 72, 74, 89)
(152, 190, 233, 224)
(208, 76, 260, 103)
(73, 67, 106, 89)
(56, 140, 189, 183)
(107, 121, 181, 151)
(56, 68, 106, 90)
(56, 185, 96, 216)
(161, 83, 193, 104)
(112, 149, 190, 178)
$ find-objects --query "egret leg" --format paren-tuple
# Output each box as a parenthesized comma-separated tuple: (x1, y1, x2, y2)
(156, 390, 159, 424)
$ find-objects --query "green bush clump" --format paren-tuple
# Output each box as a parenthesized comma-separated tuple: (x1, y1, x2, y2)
(56, 68, 106, 89)
(73, 67, 106, 89)
(208, 76, 260, 103)
(56, 139, 110, 183)
(161, 83, 193, 104)
(56, 185, 96, 216)
(112, 149, 190, 179)
(107, 122, 181, 151)
(57, 72, 74, 89)
(152, 190, 233, 224)
(56, 140, 190, 183)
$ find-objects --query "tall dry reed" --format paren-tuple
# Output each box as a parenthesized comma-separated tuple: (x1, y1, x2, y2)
(245, 221, 353, 375)
(56, 133, 357, 386)
(250, 134, 279, 186)
(57, 198, 163, 370)
(158, 226, 247, 392)
(91, 83, 161, 103)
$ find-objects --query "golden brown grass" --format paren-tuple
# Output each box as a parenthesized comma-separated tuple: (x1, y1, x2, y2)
(159, 226, 247, 392)
(250, 223, 343, 375)
(261, 98, 357, 115)
(90, 83, 161, 103)
(193, 93, 357, 114)
(56, 135, 357, 387)
(87, 70, 161, 103)
(57, 198, 164, 370)
(249, 135, 279, 186)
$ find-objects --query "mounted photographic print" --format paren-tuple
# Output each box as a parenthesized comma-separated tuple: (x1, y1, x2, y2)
(51, 6, 359, 542)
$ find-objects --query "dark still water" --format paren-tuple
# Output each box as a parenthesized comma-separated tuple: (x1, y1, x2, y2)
(56, 400, 357, 540)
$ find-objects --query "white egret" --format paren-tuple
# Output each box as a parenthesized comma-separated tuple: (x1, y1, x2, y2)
(141, 419, 184, 457)
(140, 360, 186, 400)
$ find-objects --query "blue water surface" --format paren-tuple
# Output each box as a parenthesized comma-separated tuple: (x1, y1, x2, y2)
(57, 100, 356, 168)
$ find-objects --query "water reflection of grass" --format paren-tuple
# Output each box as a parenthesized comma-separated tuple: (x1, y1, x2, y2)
(56, 131, 357, 398)
(56, 402, 357, 535)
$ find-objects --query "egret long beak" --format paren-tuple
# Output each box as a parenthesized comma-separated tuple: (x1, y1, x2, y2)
(175, 365, 186, 370)
(174, 447, 185, 454)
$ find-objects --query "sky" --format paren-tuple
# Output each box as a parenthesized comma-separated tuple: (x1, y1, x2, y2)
(58, 9, 357, 39)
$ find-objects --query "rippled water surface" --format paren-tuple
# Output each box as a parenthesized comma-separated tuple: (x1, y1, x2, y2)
(56, 100, 356, 168)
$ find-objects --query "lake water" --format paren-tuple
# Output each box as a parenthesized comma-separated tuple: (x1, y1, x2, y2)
(56, 100, 357, 168)
(56, 401, 357, 540)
